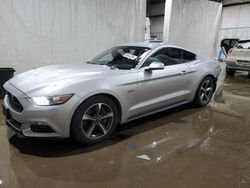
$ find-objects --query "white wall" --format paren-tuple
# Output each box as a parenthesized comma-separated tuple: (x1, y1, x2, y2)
(145, 17, 151, 40)
(163, 0, 222, 58)
(0, 0, 146, 73)
(218, 4, 250, 43)
(221, 4, 250, 29)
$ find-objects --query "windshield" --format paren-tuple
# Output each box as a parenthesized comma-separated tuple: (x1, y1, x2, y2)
(236, 40, 250, 49)
(88, 46, 151, 69)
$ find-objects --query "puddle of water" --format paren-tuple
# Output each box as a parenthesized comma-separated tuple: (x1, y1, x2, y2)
(1, 64, 250, 188)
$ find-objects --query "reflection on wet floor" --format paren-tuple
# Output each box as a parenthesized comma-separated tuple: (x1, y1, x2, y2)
(0, 66, 250, 188)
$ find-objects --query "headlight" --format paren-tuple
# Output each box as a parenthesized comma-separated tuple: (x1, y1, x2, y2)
(31, 94, 73, 106)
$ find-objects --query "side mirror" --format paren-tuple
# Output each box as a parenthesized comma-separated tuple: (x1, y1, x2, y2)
(144, 62, 165, 71)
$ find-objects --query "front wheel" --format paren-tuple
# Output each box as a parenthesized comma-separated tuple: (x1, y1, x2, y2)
(226, 67, 236, 76)
(71, 95, 119, 145)
(193, 76, 216, 107)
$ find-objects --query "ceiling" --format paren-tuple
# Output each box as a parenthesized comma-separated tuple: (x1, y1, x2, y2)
(148, 0, 250, 6)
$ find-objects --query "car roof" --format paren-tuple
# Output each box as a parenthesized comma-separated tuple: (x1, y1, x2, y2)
(118, 42, 198, 55)
(119, 42, 165, 49)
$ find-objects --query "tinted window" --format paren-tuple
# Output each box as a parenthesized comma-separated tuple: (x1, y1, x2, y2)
(183, 50, 196, 62)
(231, 40, 239, 48)
(165, 48, 183, 63)
(143, 47, 184, 67)
(220, 38, 239, 54)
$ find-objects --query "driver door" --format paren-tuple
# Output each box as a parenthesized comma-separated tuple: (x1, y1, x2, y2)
(135, 47, 190, 116)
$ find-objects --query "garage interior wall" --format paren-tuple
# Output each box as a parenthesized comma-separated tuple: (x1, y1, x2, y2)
(163, 0, 222, 58)
(0, 0, 146, 73)
(217, 4, 250, 52)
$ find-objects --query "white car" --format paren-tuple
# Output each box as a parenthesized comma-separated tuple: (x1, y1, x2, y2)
(225, 39, 250, 75)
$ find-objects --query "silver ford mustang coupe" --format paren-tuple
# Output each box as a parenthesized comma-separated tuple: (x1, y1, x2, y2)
(2, 42, 221, 144)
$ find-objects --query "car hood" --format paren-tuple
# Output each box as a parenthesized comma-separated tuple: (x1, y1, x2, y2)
(8, 63, 114, 96)
(227, 48, 250, 61)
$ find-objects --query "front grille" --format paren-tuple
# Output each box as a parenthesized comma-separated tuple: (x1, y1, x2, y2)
(6, 92, 24, 112)
(237, 60, 250, 66)
(237, 60, 250, 63)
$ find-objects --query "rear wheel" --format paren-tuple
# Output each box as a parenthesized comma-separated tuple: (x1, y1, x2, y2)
(226, 67, 236, 76)
(193, 76, 216, 107)
(71, 95, 119, 145)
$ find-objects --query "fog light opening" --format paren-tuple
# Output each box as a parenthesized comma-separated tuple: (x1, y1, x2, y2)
(30, 123, 55, 133)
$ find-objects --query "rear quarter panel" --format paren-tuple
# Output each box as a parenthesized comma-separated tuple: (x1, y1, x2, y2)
(186, 58, 221, 101)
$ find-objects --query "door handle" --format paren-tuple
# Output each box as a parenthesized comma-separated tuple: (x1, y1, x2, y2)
(180, 70, 186, 75)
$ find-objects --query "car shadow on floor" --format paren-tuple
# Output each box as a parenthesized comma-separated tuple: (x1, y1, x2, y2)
(8, 103, 202, 157)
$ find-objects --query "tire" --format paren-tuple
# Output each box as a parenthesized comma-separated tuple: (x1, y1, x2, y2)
(71, 95, 119, 145)
(226, 67, 236, 76)
(193, 76, 216, 107)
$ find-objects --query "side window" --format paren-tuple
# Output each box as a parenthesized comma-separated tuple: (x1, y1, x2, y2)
(164, 48, 184, 65)
(143, 47, 184, 67)
(183, 50, 196, 62)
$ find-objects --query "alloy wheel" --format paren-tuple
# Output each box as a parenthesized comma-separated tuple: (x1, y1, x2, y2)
(81, 103, 114, 139)
(200, 79, 213, 103)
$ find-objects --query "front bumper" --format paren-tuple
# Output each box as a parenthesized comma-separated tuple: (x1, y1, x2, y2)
(2, 82, 81, 138)
(225, 59, 250, 71)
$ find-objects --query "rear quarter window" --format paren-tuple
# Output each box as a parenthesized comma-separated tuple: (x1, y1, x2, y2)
(183, 50, 196, 62)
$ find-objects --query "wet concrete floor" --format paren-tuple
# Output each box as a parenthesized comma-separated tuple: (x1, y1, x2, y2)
(0, 66, 250, 188)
